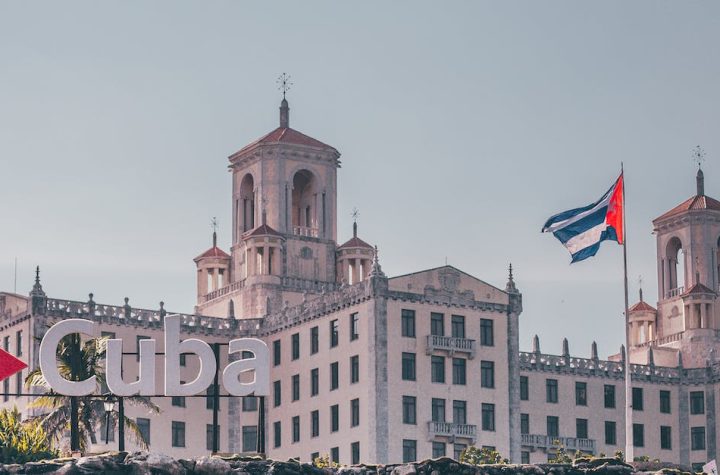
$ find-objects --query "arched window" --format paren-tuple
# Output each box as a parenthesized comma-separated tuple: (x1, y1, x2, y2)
(292, 170, 317, 233)
(666, 237, 685, 295)
(239, 174, 255, 232)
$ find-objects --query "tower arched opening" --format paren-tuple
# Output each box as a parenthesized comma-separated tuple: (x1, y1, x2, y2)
(666, 237, 685, 296)
(292, 170, 318, 235)
(239, 174, 255, 232)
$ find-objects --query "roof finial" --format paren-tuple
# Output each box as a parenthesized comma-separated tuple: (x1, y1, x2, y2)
(505, 263, 518, 293)
(211, 217, 218, 248)
(35, 265, 40, 286)
(693, 145, 705, 196)
(352, 207, 359, 238)
(277, 73, 292, 128)
(638, 275, 643, 302)
(369, 245, 386, 278)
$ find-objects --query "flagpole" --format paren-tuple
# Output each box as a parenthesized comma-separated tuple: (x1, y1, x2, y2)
(621, 162, 633, 462)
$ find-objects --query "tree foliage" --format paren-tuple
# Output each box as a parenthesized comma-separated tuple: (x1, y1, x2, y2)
(459, 446, 507, 465)
(0, 407, 58, 463)
(25, 333, 159, 452)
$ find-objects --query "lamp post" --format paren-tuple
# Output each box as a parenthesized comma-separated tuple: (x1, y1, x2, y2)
(103, 395, 114, 445)
(118, 397, 125, 452)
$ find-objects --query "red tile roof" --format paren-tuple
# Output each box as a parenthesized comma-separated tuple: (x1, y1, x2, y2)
(682, 282, 717, 296)
(629, 301, 656, 312)
(232, 127, 338, 157)
(247, 224, 282, 238)
(195, 246, 230, 260)
(654, 194, 720, 221)
(338, 236, 373, 250)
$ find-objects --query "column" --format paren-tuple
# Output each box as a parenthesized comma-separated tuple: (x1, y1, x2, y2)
(353, 258, 360, 284)
(262, 246, 270, 274)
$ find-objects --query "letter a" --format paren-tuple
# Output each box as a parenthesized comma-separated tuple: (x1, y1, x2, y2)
(223, 338, 269, 396)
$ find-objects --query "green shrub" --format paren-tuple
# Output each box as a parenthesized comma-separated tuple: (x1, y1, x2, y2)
(0, 407, 58, 463)
(459, 446, 507, 465)
(313, 454, 340, 468)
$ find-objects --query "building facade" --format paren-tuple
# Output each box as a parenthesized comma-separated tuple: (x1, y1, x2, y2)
(1, 99, 719, 470)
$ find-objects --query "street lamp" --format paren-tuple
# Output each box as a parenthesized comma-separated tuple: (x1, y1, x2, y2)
(103, 395, 115, 445)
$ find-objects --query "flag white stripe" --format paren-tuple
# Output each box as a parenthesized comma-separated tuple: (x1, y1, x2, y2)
(543, 189, 613, 233)
(564, 221, 609, 255)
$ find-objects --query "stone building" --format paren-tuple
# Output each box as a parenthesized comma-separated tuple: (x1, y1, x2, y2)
(1, 98, 719, 470)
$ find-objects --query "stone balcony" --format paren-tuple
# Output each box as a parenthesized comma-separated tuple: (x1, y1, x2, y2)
(664, 286, 684, 299)
(426, 335, 476, 359)
(521, 434, 596, 455)
(293, 226, 318, 237)
(427, 421, 477, 443)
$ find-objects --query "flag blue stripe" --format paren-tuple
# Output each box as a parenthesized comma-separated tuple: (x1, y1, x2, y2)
(552, 205, 608, 244)
(541, 181, 616, 231)
(569, 227, 620, 262)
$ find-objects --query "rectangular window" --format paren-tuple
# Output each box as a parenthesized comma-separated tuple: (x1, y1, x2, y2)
(430, 312, 444, 336)
(452, 358, 466, 385)
(481, 361, 495, 388)
(242, 425, 257, 452)
(480, 318, 494, 346)
(206, 385, 219, 410)
(453, 400, 467, 425)
(482, 403, 495, 431)
(660, 426, 672, 450)
(310, 326, 319, 354)
(350, 313, 359, 341)
(454, 444, 467, 462)
(691, 426, 706, 450)
(432, 442, 446, 458)
(351, 398, 360, 427)
(15, 373, 21, 396)
(331, 404, 339, 432)
(432, 398, 446, 423)
(171, 421, 185, 448)
(172, 388, 186, 408)
(576, 418, 588, 439)
(660, 390, 671, 414)
(520, 376, 529, 401)
(242, 396, 257, 412)
(351, 442, 360, 465)
(273, 340, 281, 366)
(403, 396, 417, 424)
(451, 315, 465, 338)
(137, 418, 150, 445)
(292, 374, 300, 401)
(331, 447, 340, 464)
(330, 319, 339, 348)
(350, 355, 360, 384)
(546, 379, 558, 403)
(575, 382, 587, 406)
(521, 452, 530, 464)
(311, 410, 319, 437)
(273, 421, 281, 448)
(605, 421, 616, 445)
(604, 384, 616, 408)
(690, 391, 705, 415)
(547, 416, 559, 438)
(206, 424, 219, 451)
(402, 439, 417, 463)
(15, 331, 22, 357)
(292, 416, 300, 443)
(401, 309, 416, 337)
(273, 380, 281, 407)
(179, 353, 186, 367)
(431, 356, 445, 383)
(291, 333, 300, 360)
(311, 368, 319, 396)
(520, 413, 529, 434)
(402, 352, 416, 381)
(330, 362, 339, 390)
(633, 423, 644, 447)
(632, 387, 643, 411)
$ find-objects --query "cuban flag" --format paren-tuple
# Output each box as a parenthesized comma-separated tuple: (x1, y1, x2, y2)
(542, 173, 624, 263)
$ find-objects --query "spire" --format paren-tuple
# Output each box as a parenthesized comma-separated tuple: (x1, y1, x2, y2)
(532, 335, 540, 354)
(211, 217, 218, 248)
(505, 263, 518, 293)
(30, 265, 46, 315)
(697, 168, 705, 196)
(30, 265, 45, 297)
(277, 73, 292, 128)
(591, 341, 599, 360)
(352, 207, 359, 238)
(562, 338, 570, 358)
(369, 245, 386, 278)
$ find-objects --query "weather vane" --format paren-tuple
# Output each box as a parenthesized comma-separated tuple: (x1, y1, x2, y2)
(692, 145, 705, 169)
(277, 73, 292, 99)
(351, 207, 359, 224)
(211, 217, 218, 234)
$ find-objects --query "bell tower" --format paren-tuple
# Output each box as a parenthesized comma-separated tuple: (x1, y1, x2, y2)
(196, 81, 342, 318)
(651, 157, 720, 366)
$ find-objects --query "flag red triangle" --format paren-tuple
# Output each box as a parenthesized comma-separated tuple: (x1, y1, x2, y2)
(0, 348, 27, 382)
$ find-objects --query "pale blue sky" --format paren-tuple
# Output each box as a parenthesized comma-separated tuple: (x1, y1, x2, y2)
(1, 1, 718, 358)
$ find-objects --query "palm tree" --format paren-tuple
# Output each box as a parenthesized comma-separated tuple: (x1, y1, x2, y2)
(25, 333, 159, 452)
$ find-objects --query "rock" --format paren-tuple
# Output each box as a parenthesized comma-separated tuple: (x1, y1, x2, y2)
(390, 465, 416, 475)
(125, 452, 187, 475)
(193, 457, 232, 475)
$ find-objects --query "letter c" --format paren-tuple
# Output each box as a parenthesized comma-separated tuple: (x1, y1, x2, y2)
(38, 319, 96, 396)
